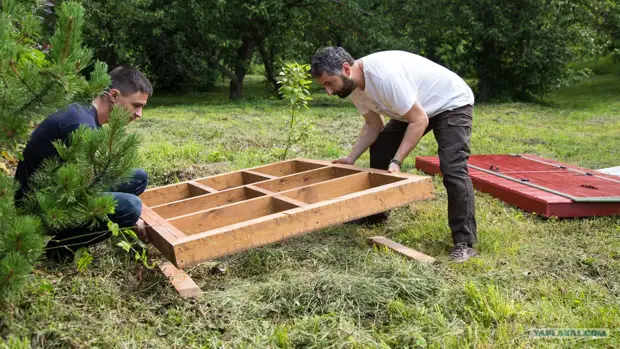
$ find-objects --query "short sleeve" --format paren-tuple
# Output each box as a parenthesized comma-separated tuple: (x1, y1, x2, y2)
(376, 74, 418, 117)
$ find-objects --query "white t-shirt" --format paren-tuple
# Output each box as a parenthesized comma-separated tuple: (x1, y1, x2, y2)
(349, 50, 474, 122)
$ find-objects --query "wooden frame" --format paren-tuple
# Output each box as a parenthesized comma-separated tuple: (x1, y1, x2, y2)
(140, 158, 435, 270)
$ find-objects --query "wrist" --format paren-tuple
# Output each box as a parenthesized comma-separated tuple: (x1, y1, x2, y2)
(390, 158, 402, 167)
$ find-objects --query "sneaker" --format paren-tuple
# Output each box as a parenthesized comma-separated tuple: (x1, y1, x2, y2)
(449, 242, 478, 263)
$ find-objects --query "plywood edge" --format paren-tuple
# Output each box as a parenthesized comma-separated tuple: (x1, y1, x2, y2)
(368, 236, 436, 263)
(158, 261, 202, 298)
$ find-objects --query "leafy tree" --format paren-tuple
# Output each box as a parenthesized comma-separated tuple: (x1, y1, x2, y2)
(277, 62, 312, 160)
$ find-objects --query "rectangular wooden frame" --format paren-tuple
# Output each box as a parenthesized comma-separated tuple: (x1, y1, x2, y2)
(140, 158, 435, 269)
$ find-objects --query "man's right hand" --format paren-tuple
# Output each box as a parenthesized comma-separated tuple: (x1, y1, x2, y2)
(332, 155, 355, 165)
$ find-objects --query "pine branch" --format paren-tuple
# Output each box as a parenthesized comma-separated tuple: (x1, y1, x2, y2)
(10, 80, 56, 120)
(61, 17, 75, 62)
(9, 60, 37, 95)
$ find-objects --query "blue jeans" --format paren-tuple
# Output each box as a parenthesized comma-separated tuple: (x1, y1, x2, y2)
(46, 169, 148, 260)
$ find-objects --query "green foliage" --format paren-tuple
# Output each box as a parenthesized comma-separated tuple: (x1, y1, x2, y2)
(74, 247, 93, 272)
(109, 221, 155, 269)
(81, 0, 617, 101)
(277, 62, 312, 160)
(0, 0, 110, 152)
(81, 0, 220, 91)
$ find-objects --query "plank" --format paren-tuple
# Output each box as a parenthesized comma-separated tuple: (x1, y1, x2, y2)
(158, 261, 202, 298)
(140, 182, 210, 207)
(168, 196, 299, 235)
(254, 166, 360, 193)
(251, 159, 326, 177)
(189, 181, 218, 193)
(415, 154, 620, 217)
(152, 187, 265, 219)
(368, 236, 436, 263)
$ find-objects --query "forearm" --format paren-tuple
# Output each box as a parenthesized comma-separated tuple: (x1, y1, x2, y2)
(393, 120, 427, 163)
(349, 123, 381, 161)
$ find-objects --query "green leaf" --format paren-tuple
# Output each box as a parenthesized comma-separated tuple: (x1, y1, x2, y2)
(74, 248, 93, 272)
(116, 241, 132, 252)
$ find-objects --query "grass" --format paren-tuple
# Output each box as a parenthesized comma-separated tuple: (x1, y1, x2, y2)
(2, 68, 620, 348)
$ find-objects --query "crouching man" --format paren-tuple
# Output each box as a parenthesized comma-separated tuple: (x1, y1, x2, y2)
(14, 67, 153, 261)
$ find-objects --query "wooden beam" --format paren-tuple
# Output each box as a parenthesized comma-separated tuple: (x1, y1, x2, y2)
(168, 196, 299, 235)
(281, 172, 372, 204)
(189, 181, 218, 194)
(272, 195, 308, 208)
(140, 182, 210, 207)
(152, 187, 266, 219)
(243, 170, 278, 180)
(250, 159, 326, 177)
(254, 166, 360, 193)
(368, 236, 436, 263)
(141, 206, 184, 266)
(196, 171, 271, 191)
(158, 261, 202, 298)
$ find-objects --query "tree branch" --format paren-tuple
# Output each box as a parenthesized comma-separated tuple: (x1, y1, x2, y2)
(209, 56, 237, 83)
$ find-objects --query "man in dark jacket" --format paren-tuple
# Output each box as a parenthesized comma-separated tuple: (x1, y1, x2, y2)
(15, 66, 153, 260)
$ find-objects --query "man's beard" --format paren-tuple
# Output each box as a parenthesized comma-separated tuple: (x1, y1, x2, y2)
(335, 75, 356, 98)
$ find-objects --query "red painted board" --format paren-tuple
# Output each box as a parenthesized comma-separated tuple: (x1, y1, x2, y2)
(414, 154, 620, 218)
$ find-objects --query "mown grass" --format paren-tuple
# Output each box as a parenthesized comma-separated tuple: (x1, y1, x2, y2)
(1, 68, 619, 348)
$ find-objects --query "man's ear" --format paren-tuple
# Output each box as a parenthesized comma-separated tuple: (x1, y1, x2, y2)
(342, 62, 352, 78)
(108, 89, 121, 102)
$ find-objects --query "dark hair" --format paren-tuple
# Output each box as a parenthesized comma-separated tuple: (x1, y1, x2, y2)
(109, 66, 153, 96)
(310, 46, 355, 77)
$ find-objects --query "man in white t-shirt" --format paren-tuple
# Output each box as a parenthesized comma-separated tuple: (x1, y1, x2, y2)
(310, 47, 478, 262)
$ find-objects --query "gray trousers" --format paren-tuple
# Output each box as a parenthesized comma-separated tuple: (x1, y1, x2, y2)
(369, 105, 478, 245)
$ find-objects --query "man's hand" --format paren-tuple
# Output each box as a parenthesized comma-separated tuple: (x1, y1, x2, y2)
(135, 218, 150, 244)
(388, 162, 401, 173)
(332, 155, 356, 165)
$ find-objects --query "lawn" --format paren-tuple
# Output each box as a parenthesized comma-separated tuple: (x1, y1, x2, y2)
(1, 70, 619, 348)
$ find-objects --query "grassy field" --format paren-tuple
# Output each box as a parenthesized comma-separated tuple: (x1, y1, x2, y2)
(2, 68, 619, 348)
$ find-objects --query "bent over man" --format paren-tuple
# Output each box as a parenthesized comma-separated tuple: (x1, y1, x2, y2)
(311, 47, 478, 262)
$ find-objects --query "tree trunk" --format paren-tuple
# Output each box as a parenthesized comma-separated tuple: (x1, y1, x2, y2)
(477, 40, 496, 102)
(259, 42, 279, 95)
(229, 35, 258, 100)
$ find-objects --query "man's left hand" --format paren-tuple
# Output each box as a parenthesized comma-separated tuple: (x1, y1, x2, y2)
(388, 162, 401, 173)
(135, 218, 150, 244)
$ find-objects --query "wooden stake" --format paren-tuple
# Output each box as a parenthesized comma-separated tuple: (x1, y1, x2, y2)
(158, 261, 202, 298)
(368, 236, 436, 263)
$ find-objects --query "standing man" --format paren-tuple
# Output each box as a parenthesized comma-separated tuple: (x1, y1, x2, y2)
(310, 47, 478, 262)
(14, 66, 153, 261)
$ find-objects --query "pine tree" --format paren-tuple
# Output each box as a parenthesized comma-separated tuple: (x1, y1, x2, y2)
(0, 0, 141, 301)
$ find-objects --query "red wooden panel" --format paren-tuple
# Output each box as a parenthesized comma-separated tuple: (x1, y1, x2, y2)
(414, 154, 620, 218)
(514, 172, 620, 197)
(468, 155, 560, 172)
